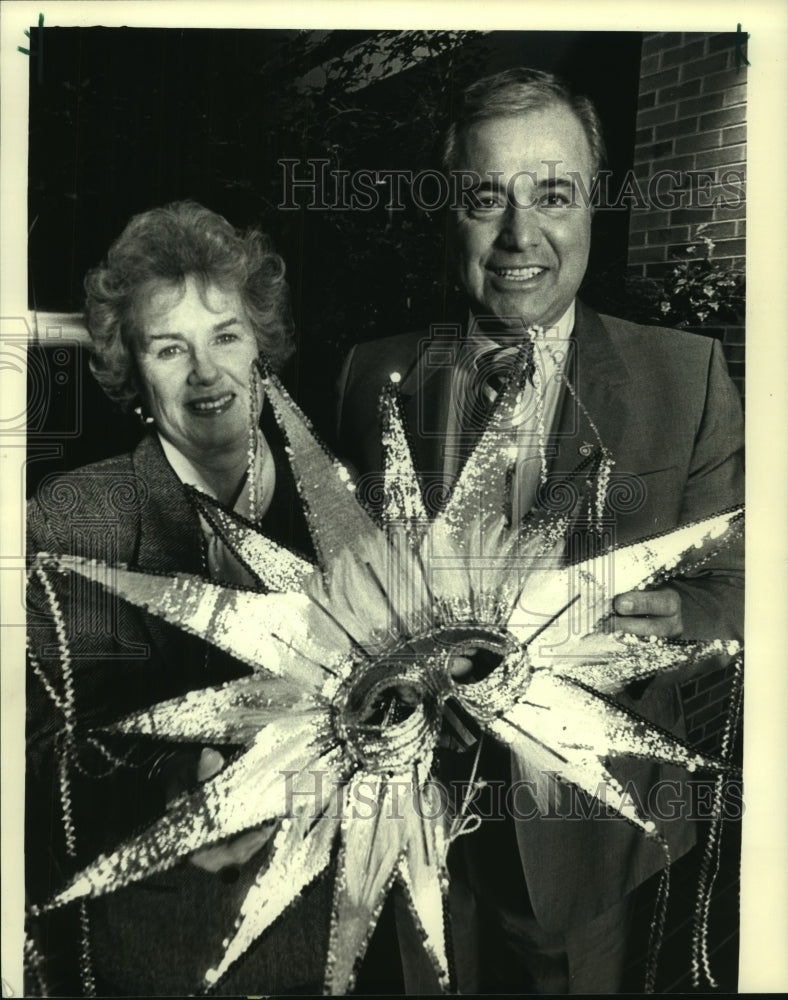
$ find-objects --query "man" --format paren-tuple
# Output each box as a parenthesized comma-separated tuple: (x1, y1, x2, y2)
(337, 69, 743, 993)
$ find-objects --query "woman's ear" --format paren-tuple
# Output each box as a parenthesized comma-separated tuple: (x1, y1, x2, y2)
(126, 363, 148, 418)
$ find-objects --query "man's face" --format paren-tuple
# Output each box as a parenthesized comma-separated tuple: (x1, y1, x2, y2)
(450, 103, 594, 330)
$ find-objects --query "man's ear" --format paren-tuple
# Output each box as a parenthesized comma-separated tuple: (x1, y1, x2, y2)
(588, 172, 598, 218)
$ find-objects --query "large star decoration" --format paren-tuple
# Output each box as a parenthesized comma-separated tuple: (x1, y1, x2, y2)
(31, 354, 743, 995)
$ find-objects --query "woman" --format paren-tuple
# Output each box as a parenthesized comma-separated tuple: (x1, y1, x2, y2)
(26, 202, 329, 996)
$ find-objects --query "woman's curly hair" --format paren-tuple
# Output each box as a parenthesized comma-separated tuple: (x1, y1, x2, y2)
(84, 201, 295, 410)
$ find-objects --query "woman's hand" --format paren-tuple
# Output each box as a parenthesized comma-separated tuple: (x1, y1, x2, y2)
(190, 748, 276, 873)
(163, 747, 275, 873)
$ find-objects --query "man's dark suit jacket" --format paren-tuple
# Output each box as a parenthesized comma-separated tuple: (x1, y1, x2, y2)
(336, 300, 744, 937)
(26, 431, 330, 996)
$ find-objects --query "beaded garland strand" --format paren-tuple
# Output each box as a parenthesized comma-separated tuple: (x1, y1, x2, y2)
(27, 569, 97, 997)
(691, 656, 744, 989)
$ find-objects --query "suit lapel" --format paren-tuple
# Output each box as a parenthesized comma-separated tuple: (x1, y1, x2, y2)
(399, 334, 459, 514)
(548, 301, 631, 477)
(540, 301, 632, 555)
(132, 435, 204, 661)
(134, 434, 203, 574)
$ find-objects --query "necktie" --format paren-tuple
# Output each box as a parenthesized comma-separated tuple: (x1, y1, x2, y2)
(466, 341, 535, 433)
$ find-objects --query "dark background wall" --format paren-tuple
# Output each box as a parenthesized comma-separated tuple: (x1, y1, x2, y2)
(26, 28, 643, 489)
(27, 29, 642, 316)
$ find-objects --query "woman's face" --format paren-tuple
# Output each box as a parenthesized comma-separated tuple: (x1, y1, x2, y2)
(134, 275, 260, 466)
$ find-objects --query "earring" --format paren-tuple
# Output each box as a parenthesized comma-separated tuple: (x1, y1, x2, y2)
(134, 405, 155, 426)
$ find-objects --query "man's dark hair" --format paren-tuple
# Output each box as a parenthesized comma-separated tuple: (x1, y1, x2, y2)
(443, 67, 606, 178)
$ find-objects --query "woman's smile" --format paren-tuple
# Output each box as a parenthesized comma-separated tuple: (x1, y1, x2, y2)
(186, 391, 237, 416)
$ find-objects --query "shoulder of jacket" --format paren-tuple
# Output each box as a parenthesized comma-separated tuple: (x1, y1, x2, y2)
(28, 450, 138, 502)
(339, 332, 429, 405)
(27, 449, 147, 553)
(596, 314, 720, 390)
(598, 312, 714, 361)
(348, 330, 427, 365)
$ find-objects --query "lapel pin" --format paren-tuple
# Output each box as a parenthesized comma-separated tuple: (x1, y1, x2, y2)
(579, 442, 594, 456)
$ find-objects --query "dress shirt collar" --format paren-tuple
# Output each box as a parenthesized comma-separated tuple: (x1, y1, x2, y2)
(157, 433, 255, 520)
(467, 300, 576, 350)
(158, 433, 265, 586)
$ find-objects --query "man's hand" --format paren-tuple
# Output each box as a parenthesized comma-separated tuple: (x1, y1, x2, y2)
(165, 747, 275, 874)
(613, 586, 683, 638)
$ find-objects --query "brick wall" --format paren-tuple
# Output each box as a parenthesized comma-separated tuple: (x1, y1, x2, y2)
(628, 32, 746, 753)
(682, 661, 742, 758)
(628, 32, 747, 401)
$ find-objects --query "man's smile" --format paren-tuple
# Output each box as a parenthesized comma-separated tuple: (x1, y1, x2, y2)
(487, 264, 547, 282)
